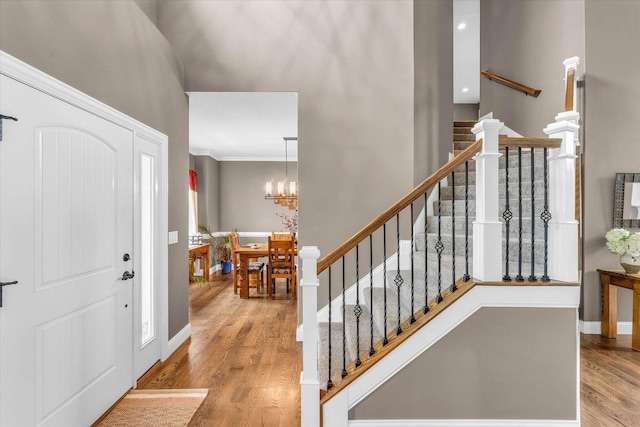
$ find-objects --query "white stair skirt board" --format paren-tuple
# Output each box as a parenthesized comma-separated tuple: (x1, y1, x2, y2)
(165, 323, 191, 361)
(580, 320, 633, 335)
(321, 286, 580, 427)
(348, 420, 579, 427)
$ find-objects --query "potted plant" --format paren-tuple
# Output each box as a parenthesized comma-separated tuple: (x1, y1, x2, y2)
(199, 225, 233, 273)
(605, 228, 640, 274)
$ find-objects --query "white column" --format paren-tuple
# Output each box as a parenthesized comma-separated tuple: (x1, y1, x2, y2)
(472, 119, 504, 281)
(544, 113, 580, 282)
(299, 246, 321, 427)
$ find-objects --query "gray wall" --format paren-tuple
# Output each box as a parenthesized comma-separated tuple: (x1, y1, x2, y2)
(0, 0, 190, 339)
(193, 155, 220, 232)
(219, 161, 297, 233)
(479, 0, 585, 136)
(133, 0, 157, 26)
(414, 0, 453, 185)
(156, 0, 416, 309)
(582, 0, 640, 322)
(454, 103, 479, 121)
(350, 307, 577, 421)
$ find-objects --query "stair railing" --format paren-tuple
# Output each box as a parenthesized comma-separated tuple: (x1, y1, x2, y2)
(301, 59, 581, 426)
(481, 69, 541, 97)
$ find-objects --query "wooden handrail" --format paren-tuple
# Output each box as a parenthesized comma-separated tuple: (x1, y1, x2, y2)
(499, 135, 562, 149)
(481, 70, 541, 97)
(317, 139, 483, 274)
(564, 68, 575, 111)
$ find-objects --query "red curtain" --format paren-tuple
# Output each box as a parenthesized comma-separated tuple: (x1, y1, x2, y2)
(189, 169, 197, 191)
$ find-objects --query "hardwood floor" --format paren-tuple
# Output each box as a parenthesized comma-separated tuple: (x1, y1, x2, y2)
(137, 272, 640, 426)
(581, 334, 640, 426)
(137, 272, 301, 426)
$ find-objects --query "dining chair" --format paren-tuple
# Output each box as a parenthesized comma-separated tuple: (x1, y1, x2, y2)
(229, 233, 264, 295)
(267, 236, 296, 299)
(271, 231, 293, 241)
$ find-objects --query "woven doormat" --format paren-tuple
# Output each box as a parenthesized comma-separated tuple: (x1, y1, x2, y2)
(97, 389, 208, 427)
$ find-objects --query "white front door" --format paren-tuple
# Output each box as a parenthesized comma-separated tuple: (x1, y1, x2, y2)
(0, 75, 133, 426)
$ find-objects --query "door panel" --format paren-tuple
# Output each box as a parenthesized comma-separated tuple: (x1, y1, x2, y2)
(0, 75, 133, 427)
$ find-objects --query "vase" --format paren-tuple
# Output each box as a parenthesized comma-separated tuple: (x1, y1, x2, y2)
(620, 252, 640, 274)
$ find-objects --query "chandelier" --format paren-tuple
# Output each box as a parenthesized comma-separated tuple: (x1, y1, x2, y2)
(265, 137, 298, 210)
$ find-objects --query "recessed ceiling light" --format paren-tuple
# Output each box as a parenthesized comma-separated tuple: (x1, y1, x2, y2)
(457, 22, 467, 30)
(462, 87, 469, 93)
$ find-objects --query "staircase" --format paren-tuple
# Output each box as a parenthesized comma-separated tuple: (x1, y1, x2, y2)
(317, 121, 553, 392)
(300, 59, 582, 427)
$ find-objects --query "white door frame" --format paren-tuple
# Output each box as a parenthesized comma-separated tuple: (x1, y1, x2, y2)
(0, 50, 170, 379)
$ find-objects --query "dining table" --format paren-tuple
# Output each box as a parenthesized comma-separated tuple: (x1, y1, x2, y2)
(234, 243, 297, 298)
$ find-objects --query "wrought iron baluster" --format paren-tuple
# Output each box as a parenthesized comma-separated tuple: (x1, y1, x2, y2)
(341, 256, 347, 378)
(450, 172, 457, 293)
(409, 203, 416, 323)
(327, 267, 333, 389)
(423, 192, 430, 314)
(394, 214, 404, 335)
(435, 181, 444, 303)
(354, 245, 362, 367)
(383, 224, 389, 345)
(464, 161, 471, 282)
(541, 147, 551, 282)
(503, 147, 512, 281)
(369, 234, 375, 356)
(529, 148, 537, 281)
(516, 147, 525, 282)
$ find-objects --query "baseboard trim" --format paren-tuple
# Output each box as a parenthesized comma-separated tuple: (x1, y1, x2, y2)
(165, 323, 191, 359)
(580, 320, 632, 335)
(348, 420, 579, 427)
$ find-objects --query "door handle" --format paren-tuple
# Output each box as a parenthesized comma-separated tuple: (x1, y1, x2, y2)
(121, 271, 135, 281)
(0, 280, 18, 308)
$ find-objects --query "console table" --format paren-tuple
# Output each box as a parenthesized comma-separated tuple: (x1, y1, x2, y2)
(189, 244, 210, 282)
(598, 269, 640, 351)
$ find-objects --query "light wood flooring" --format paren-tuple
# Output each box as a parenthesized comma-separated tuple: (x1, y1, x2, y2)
(137, 273, 301, 426)
(137, 272, 640, 426)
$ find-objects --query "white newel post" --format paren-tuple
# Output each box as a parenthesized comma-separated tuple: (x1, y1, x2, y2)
(472, 119, 504, 281)
(299, 246, 321, 427)
(544, 112, 580, 282)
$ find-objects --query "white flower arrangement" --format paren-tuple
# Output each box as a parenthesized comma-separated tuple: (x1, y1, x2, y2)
(605, 228, 640, 257)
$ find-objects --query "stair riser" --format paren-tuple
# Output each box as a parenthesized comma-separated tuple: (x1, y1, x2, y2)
(419, 235, 548, 263)
(454, 158, 548, 173)
(420, 219, 548, 243)
(440, 183, 548, 201)
(453, 134, 475, 142)
(434, 198, 548, 216)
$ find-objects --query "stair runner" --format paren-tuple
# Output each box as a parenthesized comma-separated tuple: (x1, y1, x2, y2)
(318, 121, 549, 390)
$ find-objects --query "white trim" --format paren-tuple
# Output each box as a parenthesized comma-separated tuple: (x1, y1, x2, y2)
(297, 324, 304, 342)
(348, 420, 579, 427)
(580, 320, 633, 335)
(188, 148, 296, 162)
(166, 323, 192, 358)
(323, 286, 580, 421)
(0, 50, 171, 384)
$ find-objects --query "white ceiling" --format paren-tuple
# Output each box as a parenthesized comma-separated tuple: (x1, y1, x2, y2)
(188, 92, 298, 161)
(188, 3, 479, 160)
(453, 0, 480, 104)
